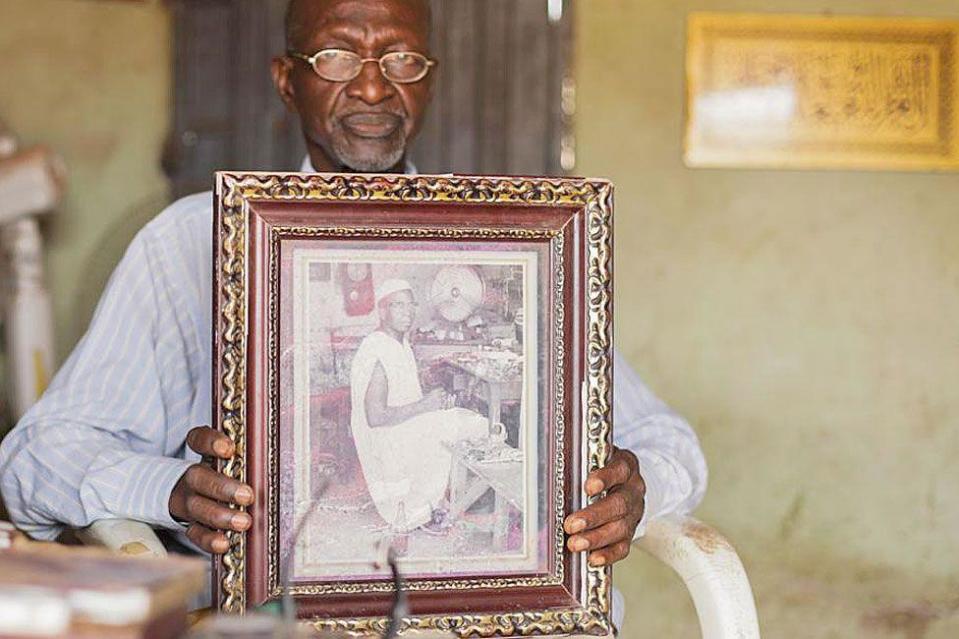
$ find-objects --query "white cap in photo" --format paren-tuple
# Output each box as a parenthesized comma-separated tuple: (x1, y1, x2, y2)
(375, 278, 413, 305)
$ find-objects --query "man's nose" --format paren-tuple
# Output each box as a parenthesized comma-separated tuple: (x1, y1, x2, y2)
(345, 60, 396, 105)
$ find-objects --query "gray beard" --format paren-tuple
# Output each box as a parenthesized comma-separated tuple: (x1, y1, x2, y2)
(330, 121, 408, 172)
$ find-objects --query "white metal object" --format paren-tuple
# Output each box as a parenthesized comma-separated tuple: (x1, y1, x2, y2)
(547, 0, 564, 23)
(635, 514, 761, 638)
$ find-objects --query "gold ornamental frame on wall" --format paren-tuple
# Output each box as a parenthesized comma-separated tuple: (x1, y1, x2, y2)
(685, 13, 959, 171)
(211, 171, 615, 637)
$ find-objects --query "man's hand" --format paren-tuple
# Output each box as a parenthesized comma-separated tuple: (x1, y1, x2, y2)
(563, 447, 645, 566)
(168, 426, 254, 554)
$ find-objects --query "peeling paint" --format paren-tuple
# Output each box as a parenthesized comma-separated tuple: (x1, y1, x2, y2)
(778, 492, 805, 541)
(682, 520, 732, 554)
(861, 599, 959, 639)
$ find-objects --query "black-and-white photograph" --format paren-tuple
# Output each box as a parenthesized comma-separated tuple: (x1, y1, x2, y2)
(278, 243, 550, 581)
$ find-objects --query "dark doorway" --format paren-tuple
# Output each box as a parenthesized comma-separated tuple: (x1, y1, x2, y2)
(164, 0, 574, 198)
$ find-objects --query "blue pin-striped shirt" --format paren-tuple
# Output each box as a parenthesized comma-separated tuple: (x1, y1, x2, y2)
(0, 185, 707, 542)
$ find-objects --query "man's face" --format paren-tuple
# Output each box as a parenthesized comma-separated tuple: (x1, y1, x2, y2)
(274, 0, 433, 172)
(381, 289, 416, 334)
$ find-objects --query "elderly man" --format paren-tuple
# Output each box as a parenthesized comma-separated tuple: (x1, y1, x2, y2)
(0, 0, 705, 589)
(350, 279, 488, 533)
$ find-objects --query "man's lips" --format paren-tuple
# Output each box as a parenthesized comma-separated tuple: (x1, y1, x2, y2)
(339, 112, 403, 138)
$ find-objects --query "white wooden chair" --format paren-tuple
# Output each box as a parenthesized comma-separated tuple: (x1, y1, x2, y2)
(0, 124, 62, 423)
(79, 515, 761, 638)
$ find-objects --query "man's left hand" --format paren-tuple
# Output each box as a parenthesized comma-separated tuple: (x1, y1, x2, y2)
(564, 447, 645, 566)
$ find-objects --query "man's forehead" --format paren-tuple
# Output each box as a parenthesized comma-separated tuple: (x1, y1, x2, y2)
(292, 0, 429, 47)
(322, 0, 426, 24)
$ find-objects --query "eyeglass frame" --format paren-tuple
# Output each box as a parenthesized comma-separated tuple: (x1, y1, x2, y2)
(286, 48, 437, 84)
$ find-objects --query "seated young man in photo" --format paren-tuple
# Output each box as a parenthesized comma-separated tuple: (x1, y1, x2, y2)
(349, 279, 488, 533)
(0, 2, 706, 623)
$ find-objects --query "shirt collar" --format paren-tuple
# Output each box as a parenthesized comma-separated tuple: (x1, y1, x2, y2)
(299, 156, 418, 175)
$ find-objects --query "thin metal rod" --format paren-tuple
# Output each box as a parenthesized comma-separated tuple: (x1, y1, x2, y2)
(547, 0, 563, 23)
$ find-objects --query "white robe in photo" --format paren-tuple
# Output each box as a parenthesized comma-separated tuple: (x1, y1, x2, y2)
(350, 330, 487, 531)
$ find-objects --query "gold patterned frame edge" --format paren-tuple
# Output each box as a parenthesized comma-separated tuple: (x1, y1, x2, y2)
(266, 226, 567, 598)
(213, 171, 614, 637)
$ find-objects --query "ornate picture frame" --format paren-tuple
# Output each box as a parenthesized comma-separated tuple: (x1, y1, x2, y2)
(212, 172, 614, 637)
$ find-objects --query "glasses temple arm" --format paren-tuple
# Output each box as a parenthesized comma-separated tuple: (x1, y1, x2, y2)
(286, 51, 314, 63)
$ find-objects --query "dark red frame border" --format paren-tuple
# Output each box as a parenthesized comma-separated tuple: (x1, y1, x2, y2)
(213, 197, 590, 620)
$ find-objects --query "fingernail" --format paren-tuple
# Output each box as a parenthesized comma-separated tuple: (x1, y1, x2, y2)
(235, 486, 254, 504)
(584, 477, 606, 497)
(571, 537, 590, 552)
(213, 439, 231, 457)
(567, 517, 586, 534)
(590, 554, 607, 567)
(213, 538, 230, 554)
(231, 513, 251, 530)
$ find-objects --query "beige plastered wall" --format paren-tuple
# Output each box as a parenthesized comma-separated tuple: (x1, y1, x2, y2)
(1, 0, 957, 635)
(576, 1, 959, 637)
(0, 0, 172, 381)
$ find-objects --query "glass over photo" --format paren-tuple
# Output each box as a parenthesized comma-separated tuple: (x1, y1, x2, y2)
(276, 240, 554, 582)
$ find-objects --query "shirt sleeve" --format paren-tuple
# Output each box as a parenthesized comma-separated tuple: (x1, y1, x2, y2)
(0, 230, 197, 540)
(612, 350, 708, 538)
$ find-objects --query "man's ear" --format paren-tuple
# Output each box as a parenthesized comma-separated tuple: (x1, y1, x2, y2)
(271, 56, 298, 113)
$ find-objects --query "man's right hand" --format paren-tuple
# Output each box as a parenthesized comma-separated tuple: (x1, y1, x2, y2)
(168, 426, 254, 553)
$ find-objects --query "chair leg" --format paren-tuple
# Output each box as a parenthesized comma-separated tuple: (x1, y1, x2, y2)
(3, 217, 55, 420)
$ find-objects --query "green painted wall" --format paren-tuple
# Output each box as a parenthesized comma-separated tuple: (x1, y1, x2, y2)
(0, 0, 172, 376)
(575, 1, 959, 637)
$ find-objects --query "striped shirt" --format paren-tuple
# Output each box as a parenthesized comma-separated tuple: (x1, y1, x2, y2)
(0, 183, 707, 542)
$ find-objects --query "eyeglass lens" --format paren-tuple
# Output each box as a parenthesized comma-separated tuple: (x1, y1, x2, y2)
(312, 50, 429, 83)
(312, 49, 360, 81)
(380, 52, 429, 82)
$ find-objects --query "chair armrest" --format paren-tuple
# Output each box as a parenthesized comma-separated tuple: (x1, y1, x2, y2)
(74, 519, 168, 558)
(634, 515, 760, 639)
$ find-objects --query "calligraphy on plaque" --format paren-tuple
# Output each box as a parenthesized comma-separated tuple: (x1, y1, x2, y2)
(685, 13, 959, 171)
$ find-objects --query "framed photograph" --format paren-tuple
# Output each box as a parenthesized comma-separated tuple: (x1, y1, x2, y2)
(212, 172, 614, 637)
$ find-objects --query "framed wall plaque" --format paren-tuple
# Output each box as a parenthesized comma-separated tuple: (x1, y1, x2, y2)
(212, 172, 614, 637)
(685, 13, 959, 171)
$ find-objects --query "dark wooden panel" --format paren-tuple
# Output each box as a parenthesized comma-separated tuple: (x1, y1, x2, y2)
(547, 1, 574, 175)
(233, 0, 272, 172)
(411, 0, 571, 176)
(265, 0, 308, 172)
(445, 0, 480, 171)
(169, 0, 302, 196)
(170, 0, 236, 197)
(410, 0, 449, 173)
(478, 0, 510, 173)
(507, 0, 551, 175)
